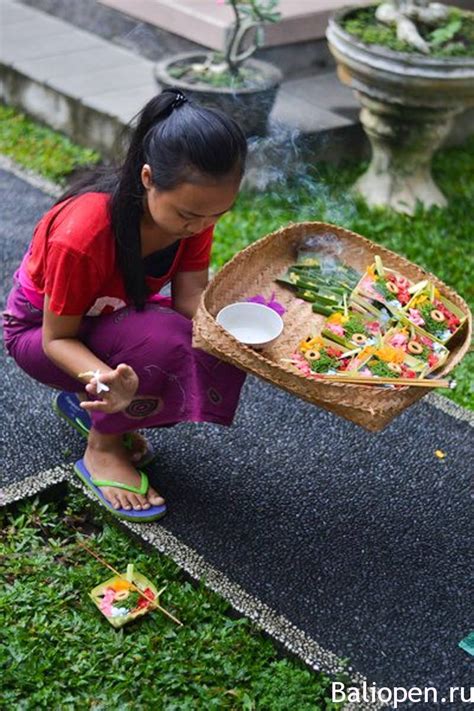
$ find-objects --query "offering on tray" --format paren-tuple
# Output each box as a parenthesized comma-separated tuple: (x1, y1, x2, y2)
(383, 326, 449, 375)
(277, 256, 360, 316)
(357, 342, 427, 380)
(403, 283, 467, 344)
(293, 335, 365, 377)
(351, 256, 415, 317)
(322, 309, 386, 350)
(90, 564, 159, 629)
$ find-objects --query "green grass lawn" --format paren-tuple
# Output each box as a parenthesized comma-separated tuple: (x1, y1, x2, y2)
(0, 492, 344, 710)
(0, 104, 100, 182)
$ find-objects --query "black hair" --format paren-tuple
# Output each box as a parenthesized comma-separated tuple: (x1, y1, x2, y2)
(57, 89, 247, 309)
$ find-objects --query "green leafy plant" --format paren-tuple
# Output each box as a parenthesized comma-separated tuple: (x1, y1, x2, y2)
(170, 0, 281, 87)
(342, 7, 474, 57)
(223, 0, 281, 74)
(429, 17, 462, 47)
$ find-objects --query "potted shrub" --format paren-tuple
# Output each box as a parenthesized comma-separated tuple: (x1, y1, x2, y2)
(326, 1, 474, 214)
(154, 0, 283, 136)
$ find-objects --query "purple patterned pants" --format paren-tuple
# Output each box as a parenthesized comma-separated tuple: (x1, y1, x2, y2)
(3, 279, 246, 434)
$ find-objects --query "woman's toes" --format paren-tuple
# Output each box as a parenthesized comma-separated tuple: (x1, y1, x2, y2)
(129, 494, 143, 510)
(118, 494, 133, 510)
(136, 494, 150, 510)
(147, 488, 165, 506)
(109, 494, 121, 510)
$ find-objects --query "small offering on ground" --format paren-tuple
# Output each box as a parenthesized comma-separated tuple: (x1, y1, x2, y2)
(90, 564, 160, 629)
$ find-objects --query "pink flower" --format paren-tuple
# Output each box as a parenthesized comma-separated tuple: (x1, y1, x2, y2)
(99, 588, 116, 616)
(395, 276, 410, 288)
(390, 333, 408, 348)
(365, 321, 381, 335)
(408, 308, 424, 326)
(420, 335, 433, 347)
(326, 322, 345, 337)
(397, 289, 410, 305)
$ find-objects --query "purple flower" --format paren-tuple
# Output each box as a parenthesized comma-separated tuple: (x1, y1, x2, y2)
(247, 292, 286, 316)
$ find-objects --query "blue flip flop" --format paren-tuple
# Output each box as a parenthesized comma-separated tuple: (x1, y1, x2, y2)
(53, 392, 156, 466)
(74, 458, 166, 522)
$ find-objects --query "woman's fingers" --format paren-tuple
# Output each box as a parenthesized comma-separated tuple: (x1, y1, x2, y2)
(79, 364, 138, 413)
(80, 399, 109, 412)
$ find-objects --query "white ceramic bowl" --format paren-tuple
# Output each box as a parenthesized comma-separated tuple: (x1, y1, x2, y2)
(216, 302, 284, 348)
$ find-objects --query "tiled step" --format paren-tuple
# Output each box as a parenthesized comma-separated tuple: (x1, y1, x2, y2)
(99, 0, 473, 51)
(98, 0, 364, 50)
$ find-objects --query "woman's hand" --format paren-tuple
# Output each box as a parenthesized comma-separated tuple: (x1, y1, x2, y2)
(80, 364, 139, 414)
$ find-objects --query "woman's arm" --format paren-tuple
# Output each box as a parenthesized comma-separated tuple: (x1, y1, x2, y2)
(42, 295, 114, 381)
(42, 296, 138, 413)
(172, 269, 209, 319)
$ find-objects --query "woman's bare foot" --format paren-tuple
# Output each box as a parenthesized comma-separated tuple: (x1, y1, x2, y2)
(84, 428, 165, 511)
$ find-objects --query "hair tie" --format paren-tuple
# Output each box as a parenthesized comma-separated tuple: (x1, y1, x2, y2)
(168, 90, 188, 110)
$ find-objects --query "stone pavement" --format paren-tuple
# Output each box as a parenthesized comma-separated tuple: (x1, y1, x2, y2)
(1, 165, 473, 709)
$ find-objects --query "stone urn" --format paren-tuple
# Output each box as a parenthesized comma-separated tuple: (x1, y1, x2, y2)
(326, 6, 474, 215)
(155, 52, 282, 137)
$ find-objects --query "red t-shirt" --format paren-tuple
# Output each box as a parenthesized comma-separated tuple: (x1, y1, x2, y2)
(21, 192, 213, 316)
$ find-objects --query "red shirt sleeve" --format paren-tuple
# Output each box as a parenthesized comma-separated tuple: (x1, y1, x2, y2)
(177, 226, 213, 272)
(45, 244, 103, 316)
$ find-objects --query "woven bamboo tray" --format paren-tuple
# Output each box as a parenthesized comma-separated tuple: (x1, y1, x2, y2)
(193, 222, 472, 432)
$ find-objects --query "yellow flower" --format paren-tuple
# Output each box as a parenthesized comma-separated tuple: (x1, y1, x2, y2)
(110, 579, 132, 591)
(299, 335, 323, 352)
(412, 294, 428, 307)
(374, 345, 405, 364)
(367, 264, 376, 278)
(327, 312, 349, 325)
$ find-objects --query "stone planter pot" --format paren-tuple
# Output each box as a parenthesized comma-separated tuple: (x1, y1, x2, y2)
(326, 6, 474, 215)
(155, 52, 283, 137)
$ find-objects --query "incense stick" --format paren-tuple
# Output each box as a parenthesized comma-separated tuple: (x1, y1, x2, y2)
(280, 360, 450, 388)
(313, 374, 450, 388)
(76, 539, 183, 626)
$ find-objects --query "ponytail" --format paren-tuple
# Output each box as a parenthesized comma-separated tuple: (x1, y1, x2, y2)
(56, 89, 247, 310)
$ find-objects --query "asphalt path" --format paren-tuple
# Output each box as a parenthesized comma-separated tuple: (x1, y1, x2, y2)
(1, 168, 472, 708)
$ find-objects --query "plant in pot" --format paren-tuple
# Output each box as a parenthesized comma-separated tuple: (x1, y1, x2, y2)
(154, 0, 283, 137)
(326, 0, 474, 215)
